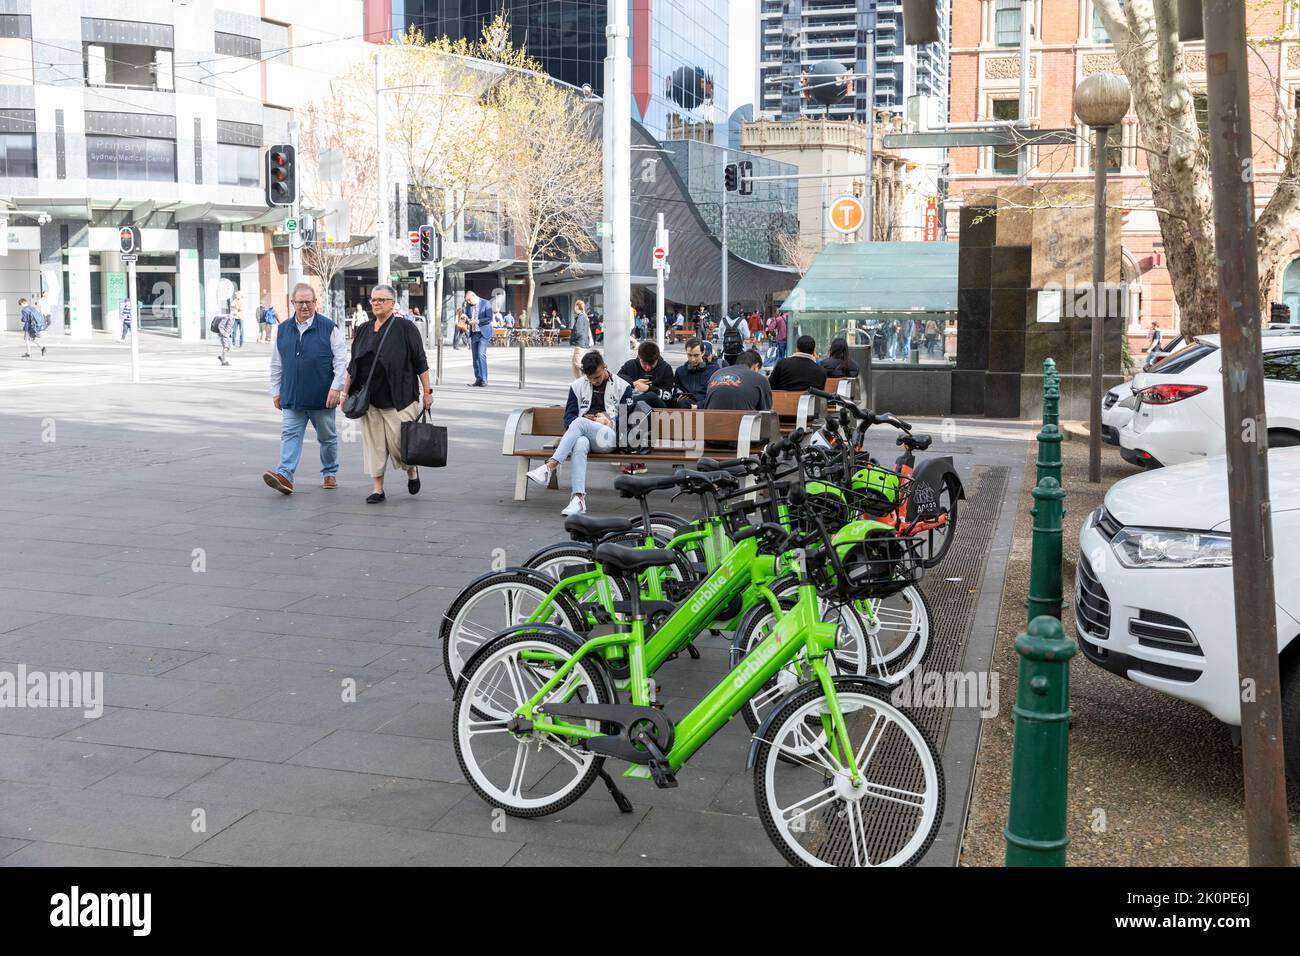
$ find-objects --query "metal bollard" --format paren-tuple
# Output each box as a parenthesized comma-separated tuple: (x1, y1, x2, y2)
(1027, 476, 1066, 621)
(1042, 376, 1060, 429)
(435, 334, 444, 387)
(518, 338, 525, 390)
(1036, 423, 1063, 486)
(1005, 614, 1076, 867)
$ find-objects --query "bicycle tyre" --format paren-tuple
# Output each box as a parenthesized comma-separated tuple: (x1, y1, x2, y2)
(753, 678, 943, 867)
(919, 476, 960, 569)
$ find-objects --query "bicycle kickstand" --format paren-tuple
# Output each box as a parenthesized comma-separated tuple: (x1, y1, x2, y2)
(597, 767, 635, 813)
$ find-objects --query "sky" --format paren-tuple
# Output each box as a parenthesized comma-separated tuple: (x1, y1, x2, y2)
(729, 0, 758, 115)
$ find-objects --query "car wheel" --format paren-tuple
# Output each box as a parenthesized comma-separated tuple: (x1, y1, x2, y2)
(1283, 653, 1300, 785)
(1268, 429, 1300, 450)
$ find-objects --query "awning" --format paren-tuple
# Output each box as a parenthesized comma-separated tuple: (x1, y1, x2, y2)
(782, 241, 959, 314)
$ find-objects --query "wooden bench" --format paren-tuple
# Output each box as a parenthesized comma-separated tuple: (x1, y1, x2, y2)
(770, 377, 856, 433)
(503, 406, 778, 501)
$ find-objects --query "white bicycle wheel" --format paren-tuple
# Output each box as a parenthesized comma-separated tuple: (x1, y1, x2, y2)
(755, 680, 943, 867)
(453, 634, 608, 816)
(441, 574, 581, 685)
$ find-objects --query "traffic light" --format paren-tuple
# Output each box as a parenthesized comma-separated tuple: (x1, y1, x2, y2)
(418, 225, 440, 262)
(738, 160, 753, 196)
(265, 144, 296, 207)
(119, 224, 141, 256)
(724, 163, 738, 192)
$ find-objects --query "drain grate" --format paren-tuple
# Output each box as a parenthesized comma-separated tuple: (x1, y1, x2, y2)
(911, 464, 1009, 745)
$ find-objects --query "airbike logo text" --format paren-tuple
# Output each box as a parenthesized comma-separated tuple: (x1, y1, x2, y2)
(50, 886, 151, 936)
(688, 565, 730, 615)
(733, 639, 780, 689)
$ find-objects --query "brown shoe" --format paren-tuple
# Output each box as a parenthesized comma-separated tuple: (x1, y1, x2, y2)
(322, 475, 337, 490)
(263, 470, 293, 495)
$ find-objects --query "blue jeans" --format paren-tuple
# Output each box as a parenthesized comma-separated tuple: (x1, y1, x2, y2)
(552, 418, 616, 495)
(277, 407, 339, 482)
(471, 334, 490, 384)
(232, 318, 244, 347)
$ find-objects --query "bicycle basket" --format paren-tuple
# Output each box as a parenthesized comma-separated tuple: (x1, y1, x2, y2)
(796, 480, 854, 534)
(828, 524, 925, 599)
(850, 465, 903, 518)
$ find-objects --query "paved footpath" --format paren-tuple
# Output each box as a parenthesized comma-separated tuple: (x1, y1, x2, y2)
(0, 330, 1032, 866)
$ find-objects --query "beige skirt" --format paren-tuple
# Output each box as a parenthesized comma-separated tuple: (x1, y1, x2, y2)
(359, 400, 422, 477)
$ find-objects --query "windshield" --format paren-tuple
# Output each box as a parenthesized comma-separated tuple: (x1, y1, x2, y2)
(1147, 341, 1217, 376)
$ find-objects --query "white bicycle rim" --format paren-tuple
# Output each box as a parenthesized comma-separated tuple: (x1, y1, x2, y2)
(446, 581, 576, 680)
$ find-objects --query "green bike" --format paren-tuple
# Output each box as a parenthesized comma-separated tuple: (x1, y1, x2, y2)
(452, 517, 944, 867)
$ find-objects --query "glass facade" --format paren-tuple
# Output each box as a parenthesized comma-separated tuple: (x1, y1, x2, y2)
(389, 1, 728, 144)
(86, 134, 177, 182)
(661, 139, 798, 266)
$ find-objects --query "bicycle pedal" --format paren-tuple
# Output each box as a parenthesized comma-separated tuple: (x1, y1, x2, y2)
(647, 760, 678, 789)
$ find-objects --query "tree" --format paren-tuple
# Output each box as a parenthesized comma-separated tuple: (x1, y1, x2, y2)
(297, 89, 376, 321)
(493, 74, 602, 323)
(1094, 0, 1300, 335)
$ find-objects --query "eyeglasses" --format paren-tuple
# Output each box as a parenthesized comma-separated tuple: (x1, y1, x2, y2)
(369, 297, 393, 303)
(293, 300, 315, 307)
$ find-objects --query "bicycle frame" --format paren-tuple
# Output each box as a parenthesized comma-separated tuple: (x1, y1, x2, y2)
(516, 554, 864, 786)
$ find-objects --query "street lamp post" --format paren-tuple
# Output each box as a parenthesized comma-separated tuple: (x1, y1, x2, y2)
(1073, 71, 1130, 485)
(601, 0, 632, 371)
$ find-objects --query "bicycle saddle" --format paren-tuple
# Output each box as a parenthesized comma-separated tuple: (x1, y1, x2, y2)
(614, 473, 682, 497)
(898, 433, 932, 451)
(564, 515, 637, 543)
(593, 542, 679, 576)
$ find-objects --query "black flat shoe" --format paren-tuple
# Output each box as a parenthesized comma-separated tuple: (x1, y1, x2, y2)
(366, 492, 386, 504)
(408, 471, 421, 495)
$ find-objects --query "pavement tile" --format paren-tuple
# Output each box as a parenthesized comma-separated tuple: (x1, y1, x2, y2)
(618, 806, 784, 867)
(286, 729, 463, 782)
(0, 634, 203, 677)
(0, 734, 150, 789)
(61, 709, 331, 762)
(159, 652, 397, 687)
(90, 752, 232, 798)
(0, 781, 250, 857)
(505, 844, 687, 867)
(183, 810, 520, 866)
(430, 791, 648, 854)
(0, 838, 29, 859)
(171, 759, 469, 830)
(0, 842, 220, 866)
(209, 608, 407, 641)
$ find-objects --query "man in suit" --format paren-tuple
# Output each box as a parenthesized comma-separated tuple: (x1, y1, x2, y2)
(464, 290, 494, 387)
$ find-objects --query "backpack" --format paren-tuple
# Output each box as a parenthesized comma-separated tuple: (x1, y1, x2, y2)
(721, 316, 745, 356)
(209, 315, 224, 334)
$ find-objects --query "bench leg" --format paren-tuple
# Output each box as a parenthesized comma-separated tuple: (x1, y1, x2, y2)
(514, 458, 530, 501)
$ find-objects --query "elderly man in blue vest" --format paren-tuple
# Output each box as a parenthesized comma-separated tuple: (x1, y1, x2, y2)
(464, 290, 494, 387)
(263, 283, 348, 494)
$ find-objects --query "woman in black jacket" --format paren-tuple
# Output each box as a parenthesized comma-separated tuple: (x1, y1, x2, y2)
(818, 337, 860, 380)
(342, 285, 432, 503)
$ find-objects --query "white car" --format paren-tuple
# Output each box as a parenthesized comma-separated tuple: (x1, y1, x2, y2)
(1075, 448, 1300, 781)
(1101, 382, 1135, 446)
(1119, 331, 1300, 468)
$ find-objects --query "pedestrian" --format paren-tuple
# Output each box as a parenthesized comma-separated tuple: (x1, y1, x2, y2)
(524, 350, 632, 516)
(18, 297, 45, 357)
(818, 337, 860, 379)
(704, 349, 772, 412)
(718, 309, 748, 366)
(343, 283, 433, 504)
(925, 318, 942, 356)
(672, 337, 718, 409)
(228, 293, 243, 348)
(570, 298, 592, 379)
(617, 339, 675, 407)
(119, 297, 133, 342)
(262, 283, 346, 495)
(769, 335, 828, 392)
(262, 301, 279, 344)
(1146, 320, 1163, 355)
(747, 309, 763, 347)
(769, 312, 788, 362)
(673, 309, 685, 333)
(350, 302, 365, 342)
(464, 290, 494, 386)
(213, 310, 234, 366)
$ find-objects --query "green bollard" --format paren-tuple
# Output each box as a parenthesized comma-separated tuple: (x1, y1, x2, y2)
(1036, 422, 1063, 486)
(1042, 377, 1060, 429)
(1005, 615, 1076, 867)
(1027, 476, 1065, 621)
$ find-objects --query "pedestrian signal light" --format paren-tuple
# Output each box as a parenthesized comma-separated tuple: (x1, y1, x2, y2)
(265, 144, 297, 207)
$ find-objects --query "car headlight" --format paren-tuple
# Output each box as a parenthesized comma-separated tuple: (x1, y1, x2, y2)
(1110, 527, 1233, 569)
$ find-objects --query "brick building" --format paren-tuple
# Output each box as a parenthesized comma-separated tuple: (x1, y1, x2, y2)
(947, 0, 1300, 335)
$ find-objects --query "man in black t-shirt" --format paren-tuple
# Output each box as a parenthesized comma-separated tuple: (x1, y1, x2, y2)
(768, 335, 828, 392)
(704, 351, 772, 411)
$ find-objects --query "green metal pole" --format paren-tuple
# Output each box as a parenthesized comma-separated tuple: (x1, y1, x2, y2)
(1005, 614, 1077, 866)
(1042, 375, 1060, 429)
(1036, 424, 1062, 486)
(1027, 476, 1065, 621)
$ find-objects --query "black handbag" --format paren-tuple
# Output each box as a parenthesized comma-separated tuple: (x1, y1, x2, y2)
(615, 400, 654, 454)
(401, 407, 448, 468)
(342, 318, 395, 420)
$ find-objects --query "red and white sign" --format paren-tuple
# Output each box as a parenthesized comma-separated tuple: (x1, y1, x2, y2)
(408, 230, 419, 245)
(652, 246, 667, 270)
(923, 197, 939, 242)
(1151, 250, 1165, 268)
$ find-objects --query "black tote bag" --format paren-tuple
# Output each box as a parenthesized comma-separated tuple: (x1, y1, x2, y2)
(401, 408, 448, 468)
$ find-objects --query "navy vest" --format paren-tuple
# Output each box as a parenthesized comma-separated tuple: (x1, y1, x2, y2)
(278, 314, 336, 410)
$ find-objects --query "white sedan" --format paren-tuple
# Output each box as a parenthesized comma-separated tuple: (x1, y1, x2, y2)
(1075, 448, 1300, 781)
(1118, 331, 1300, 467)
(1101, 382, 1135, 446)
